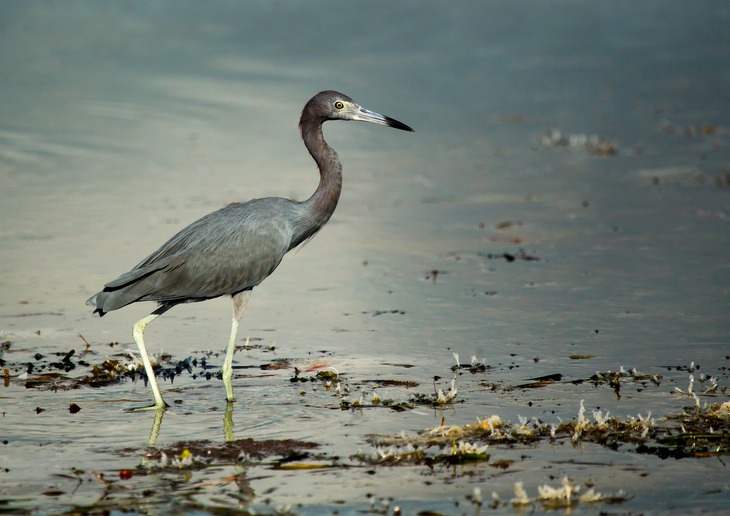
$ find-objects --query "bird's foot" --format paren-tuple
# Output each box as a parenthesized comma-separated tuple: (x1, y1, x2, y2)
(125, 402, 169, 413)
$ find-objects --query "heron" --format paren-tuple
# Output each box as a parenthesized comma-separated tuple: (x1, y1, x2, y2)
(86, 90, 413, 410)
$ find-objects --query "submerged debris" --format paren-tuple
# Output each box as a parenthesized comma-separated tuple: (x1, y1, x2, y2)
(574, 367, 663, 398)
(135, 438, 320, 471)
(650, 399, 730, 459)
(367, 397, 729, 460)
(540, 129, 619, 156)
(504, 477, 629, 509)
(451, 352, 491, 373)
(508, 373, 563, 390)
(355, 437, 489, 467)
(409, 375, 459, 406)
(363, 379, 419, 389)
(478, 248, 540, 262)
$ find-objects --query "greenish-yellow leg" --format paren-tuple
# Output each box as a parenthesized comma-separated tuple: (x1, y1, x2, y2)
(223, 290, 251, 402)
(131, 305, 172, 411)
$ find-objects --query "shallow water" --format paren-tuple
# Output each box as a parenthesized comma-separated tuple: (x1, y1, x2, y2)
(1, 1, 729, 513)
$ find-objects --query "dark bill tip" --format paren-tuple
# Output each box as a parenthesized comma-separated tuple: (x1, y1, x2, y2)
(385, 115, 415, 132)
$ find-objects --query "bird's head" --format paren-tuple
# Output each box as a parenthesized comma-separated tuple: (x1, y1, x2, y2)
(301, 90, 414, 132)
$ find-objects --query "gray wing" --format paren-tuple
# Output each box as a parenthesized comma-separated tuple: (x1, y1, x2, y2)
(87, 199, 297, 315)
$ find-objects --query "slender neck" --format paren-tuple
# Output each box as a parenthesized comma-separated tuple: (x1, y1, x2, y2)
(295, 115, 343, 243)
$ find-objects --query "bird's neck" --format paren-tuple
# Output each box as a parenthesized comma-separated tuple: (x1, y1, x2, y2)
(300, 120, 343, 232)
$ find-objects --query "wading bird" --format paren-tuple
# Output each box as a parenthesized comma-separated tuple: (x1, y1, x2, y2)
(87, 90, 413, 410)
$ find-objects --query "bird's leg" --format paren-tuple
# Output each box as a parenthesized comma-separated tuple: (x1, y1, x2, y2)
(223, 290, 251, 402)
(131, 305, 172, 411)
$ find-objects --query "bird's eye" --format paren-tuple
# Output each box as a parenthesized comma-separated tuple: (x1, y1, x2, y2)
(334, 101, 344, 110)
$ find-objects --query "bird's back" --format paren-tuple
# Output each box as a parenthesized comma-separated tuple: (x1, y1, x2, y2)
(87, 198, 304, 315)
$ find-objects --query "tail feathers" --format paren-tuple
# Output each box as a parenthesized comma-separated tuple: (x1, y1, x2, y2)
(86, 292, 111, 317)
(87, 282, 155, 315)
(85, 292, 106, 317)
(87, 261, 168, 316)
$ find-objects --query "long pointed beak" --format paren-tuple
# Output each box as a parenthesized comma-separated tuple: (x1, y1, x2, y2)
(352, 107, 414, 132)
